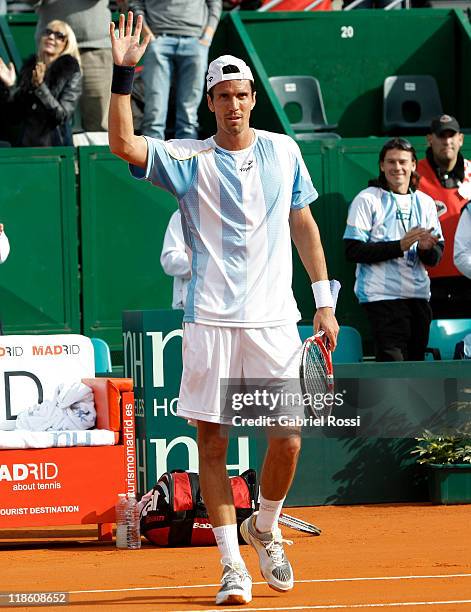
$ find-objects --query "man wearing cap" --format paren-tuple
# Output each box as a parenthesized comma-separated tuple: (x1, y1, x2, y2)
(417, 115, 471, 317)
(129, 0, 222, 140)
(108, 13, 338, 606)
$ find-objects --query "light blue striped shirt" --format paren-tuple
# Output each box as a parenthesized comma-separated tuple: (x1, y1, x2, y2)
(131, 129, 318, 326)
(344, 187, 443, 303)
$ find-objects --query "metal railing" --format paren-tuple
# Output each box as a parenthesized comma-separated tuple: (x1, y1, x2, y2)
(258, 0, 410, 9)
(259, 0, 326, 11)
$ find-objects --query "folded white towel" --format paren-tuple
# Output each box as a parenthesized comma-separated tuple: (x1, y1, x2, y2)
(15, 382, 95, 431)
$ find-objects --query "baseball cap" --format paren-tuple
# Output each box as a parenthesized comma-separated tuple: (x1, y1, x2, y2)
(429, 114, 461, 135)
(206, 55, 254, 92)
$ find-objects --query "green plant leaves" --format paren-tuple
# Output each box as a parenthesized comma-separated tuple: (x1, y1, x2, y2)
(412, 430, 471, 465)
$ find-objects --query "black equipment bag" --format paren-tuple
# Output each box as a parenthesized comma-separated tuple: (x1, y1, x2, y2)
(139, 468, 257, 546)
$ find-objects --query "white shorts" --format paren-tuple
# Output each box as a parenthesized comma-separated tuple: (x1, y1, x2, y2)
(177, 323, 302, 424)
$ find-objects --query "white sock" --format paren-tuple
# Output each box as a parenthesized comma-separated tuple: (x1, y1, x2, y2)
(213, 524, 244, 566)
(255, 494, 285, 533)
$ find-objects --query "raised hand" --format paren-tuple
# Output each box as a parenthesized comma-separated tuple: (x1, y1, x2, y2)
(109, 12, 150, 67)
(0, 57, 16, 88)
(32, 61, 46, 88)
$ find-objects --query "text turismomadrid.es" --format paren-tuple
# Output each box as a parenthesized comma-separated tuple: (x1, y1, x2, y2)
(231, 415, 361, 428)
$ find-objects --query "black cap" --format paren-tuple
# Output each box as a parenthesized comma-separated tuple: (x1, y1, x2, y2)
(430, 114, 460, 135)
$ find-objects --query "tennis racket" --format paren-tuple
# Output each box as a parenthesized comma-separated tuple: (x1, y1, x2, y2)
(279, 512, 321, 536)
(299, 330, 334, 419)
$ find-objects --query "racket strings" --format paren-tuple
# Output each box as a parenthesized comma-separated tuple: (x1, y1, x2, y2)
(303, 344, 329, 395)
(301, 341, 333, 419)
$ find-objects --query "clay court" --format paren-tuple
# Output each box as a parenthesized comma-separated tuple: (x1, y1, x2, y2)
(1, 503, 470, 611)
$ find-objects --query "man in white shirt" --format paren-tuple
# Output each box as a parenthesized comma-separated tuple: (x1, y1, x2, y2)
(454, 203, 471, 279)
(0, 223, 10, 264)
(108, 13, 338, 606)
(160, 210, 191, 310)
(344, 138, 444, 361)
(0, 223, 9, 335)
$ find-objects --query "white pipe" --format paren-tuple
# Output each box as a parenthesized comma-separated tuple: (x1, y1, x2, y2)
(304, 0, 325, 9)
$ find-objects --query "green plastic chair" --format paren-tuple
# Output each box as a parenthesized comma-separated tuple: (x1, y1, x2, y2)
(91, 337, 112, 374)
(297, 325, 363, 364)
(426, 319, 471, 361)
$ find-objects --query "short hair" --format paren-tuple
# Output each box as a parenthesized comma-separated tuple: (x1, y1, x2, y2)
(41, 20, 82, 68)
(208, 79, 256, 100)
(368, 137, 420, 191)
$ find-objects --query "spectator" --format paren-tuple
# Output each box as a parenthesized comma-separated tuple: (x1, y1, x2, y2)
(0, 223, 8, 335)
(454, 202, 471, 280)
(0, 20, 82, 146)
(0, 224, 9, 263)
(160, 209, 191, 310)
(344, 138, 444, 362)
(28, 0, 113, 132)
(417, 115, 471, 317)
(130, 0, 222, 140)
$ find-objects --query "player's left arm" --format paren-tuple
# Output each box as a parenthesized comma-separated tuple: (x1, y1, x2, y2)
(290, 205, 339, 349)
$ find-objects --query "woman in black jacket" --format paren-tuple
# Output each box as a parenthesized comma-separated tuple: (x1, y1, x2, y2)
(0, 20, 82, 146)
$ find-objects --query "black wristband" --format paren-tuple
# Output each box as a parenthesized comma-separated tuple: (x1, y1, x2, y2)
(111, 64, 135, 95)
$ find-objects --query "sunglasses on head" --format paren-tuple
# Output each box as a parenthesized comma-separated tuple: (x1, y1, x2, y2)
(43, 28, 67, 42)
(384, 137, 413, 150)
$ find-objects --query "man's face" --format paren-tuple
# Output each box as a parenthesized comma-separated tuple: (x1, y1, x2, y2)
(380, 148, 416, 194)
(427, 130, 464, 167)
(207, 80, 256, 138)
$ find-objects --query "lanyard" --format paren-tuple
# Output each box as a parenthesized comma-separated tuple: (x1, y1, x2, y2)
(390, 190, 414, 234)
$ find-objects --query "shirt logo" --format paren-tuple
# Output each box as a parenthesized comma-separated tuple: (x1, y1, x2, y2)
(240, 159, 254, 172)
(395, 210, 411, 221)
(434, 200, 447, 217)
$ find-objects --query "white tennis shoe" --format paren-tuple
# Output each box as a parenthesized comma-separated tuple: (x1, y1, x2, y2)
(240, 512, 294, 592)
(215, 561, 252, 606)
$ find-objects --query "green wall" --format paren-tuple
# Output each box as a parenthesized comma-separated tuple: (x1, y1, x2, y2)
(79, 147, 176, 350)
(0, 147, 79, 334)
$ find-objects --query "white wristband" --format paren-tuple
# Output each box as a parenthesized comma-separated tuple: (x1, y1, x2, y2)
(312, 280, 334, 309)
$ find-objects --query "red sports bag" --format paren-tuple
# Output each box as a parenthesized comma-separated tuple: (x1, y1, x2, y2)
(139, 469, 257, 546)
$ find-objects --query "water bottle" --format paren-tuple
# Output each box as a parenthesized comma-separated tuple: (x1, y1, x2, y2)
(115, 493, 141, 549)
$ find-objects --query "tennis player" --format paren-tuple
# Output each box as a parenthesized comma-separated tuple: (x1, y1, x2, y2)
(108, 13, 338, 606)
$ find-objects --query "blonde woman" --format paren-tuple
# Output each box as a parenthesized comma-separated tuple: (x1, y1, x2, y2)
(0, 20, 82, 146)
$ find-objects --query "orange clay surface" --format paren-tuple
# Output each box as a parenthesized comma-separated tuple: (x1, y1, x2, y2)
(1, 504, 471, 612)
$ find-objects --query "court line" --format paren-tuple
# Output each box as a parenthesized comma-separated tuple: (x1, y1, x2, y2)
(169, 600, 471, 612)
(67, 572, 471, 595)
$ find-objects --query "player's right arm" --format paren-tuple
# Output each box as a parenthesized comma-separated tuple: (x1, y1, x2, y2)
(108, 12, 150, 169)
